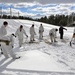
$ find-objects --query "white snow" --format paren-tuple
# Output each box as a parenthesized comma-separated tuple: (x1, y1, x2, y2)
(0, 19, 75, 75)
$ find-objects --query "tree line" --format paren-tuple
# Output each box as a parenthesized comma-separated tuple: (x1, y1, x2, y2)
(37, 14, 75, 26)
(0, 15, 33, 20)
(0, 14, 75, 26)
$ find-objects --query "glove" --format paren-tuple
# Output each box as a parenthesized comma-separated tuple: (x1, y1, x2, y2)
(12, 34, 16, 37)
(14, 35, 16, 37)
(15, 36, 16, 38)
(26, 35, 28, 37)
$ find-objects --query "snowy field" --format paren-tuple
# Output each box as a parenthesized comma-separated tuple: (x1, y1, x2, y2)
(0, 19, 75, 75)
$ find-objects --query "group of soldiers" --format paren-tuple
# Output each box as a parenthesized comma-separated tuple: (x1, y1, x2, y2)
(0, 21, 44, 59)
(15, 23, 44, 47)
(0, 21, 75, 59)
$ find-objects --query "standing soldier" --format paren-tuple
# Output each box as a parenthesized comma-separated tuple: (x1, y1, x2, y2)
(0, 21, 20, 59)
(59, 25, 67, 39)
(49, 28, 58, 43)
(15, 25, 28, 47)
(0, 21, 8, 54)
(30, 24, 36, 42)
(39, 24, 44, 40)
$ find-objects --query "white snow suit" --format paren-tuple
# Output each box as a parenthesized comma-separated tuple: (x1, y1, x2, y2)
(30, 26, 36, 42)
(0, 25, 7, 37)
(39, 25, 44, 40)
(1, 43, 9, 58)
(10, 34, 16, 48)
(49, 28, 57, 43)
(15, 28, 28, 47)
(1, 42, 19, 59)
(0, 25, 9, 58)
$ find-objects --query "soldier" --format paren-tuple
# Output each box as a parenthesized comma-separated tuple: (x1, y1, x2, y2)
(1, 42, 20, 59)
(49, 28, 58, 43)
(30, 24, 36, 42)
(0, 21, 8, 54)
(59, 25, 67, 39)
(39, 24, 44, 40)
(15, 25, 28, 47)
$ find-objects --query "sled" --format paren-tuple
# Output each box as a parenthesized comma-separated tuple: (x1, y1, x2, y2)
(61, 39, 67, 43)
(24, 41, 39, 44)
(44, 39, 60, 47)
(44, 39, 52, 45)
(28, 41, 39, 44)
(0, 39, 10, 45)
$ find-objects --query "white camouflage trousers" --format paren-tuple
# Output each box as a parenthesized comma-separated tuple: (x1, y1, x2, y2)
(39, 32, 43, 40)
(30, 34, 34, 41)
(1, 42, 16, 59)
(50, 34, 56, 43)
(18, 38, 23, 47)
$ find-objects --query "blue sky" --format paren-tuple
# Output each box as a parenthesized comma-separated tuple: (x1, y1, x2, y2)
(0, 0, 75, 18)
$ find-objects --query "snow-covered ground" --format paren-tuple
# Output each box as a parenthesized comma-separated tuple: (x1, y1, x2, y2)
(0, 19, 75, 75)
